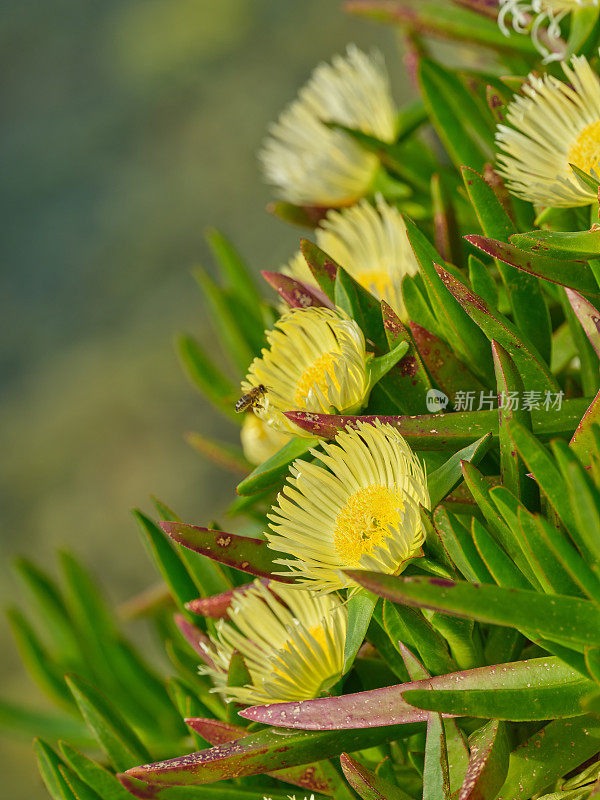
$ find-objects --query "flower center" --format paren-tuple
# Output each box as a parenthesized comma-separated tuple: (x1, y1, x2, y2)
(354, 268, 393, 301)
(333, 483, 405, 564)
(568, 119, 600, 175)
(271, 624, 339, 694)
(294, 352, 341, 407)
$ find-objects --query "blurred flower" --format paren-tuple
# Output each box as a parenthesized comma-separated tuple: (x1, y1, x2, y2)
(202, 580, 347, 704)
(496, 55, 600, 206)
(241, 307, 369, 436)
(260, 44, 397, 207)
(264, 796, 316, 800)
(283, 197, 418, 320)
(498, 1, 597, 61)
(267, 421, 429, 593)
(240, 412, 291, 464)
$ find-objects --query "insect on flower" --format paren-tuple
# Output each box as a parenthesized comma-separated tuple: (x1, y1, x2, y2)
(235, 383, 268, 413)
(241, 306, 369, 436)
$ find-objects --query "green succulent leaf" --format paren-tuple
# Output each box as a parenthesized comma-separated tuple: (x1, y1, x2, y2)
(134, 510, 200, 612)
(419, 60, 494, 173)
(343, 590, 379, 675)
(511, 228, 600, 260)
(236, 436, 316, 495)
(409, 321, 487, 401)
(422, 714, 451, 800)
(7, 607, 75, 711)
(383, 600, 457, 677)
(193, 268, 256, 373)
(60, 742, 133, 800)
(432, 508, 493, 585)
(463, 167, 551, 363)
(346, 0, 537, 53)
(35, 738, 78, 800)
(340, 752, 415, 800)
(285, 396, 589, 449)
(205, 228, 262, 313)
(405, 217, 494, 384)
(162, 521, 290, 582)
(66, 675, 151, 772)
(300, 238, 339, 301)
(427, 433, 492, 508)
(497, 716, 600, 800)
(403, 677, 591, 720)
(434, 263, 557, 392)
(124, 724, 421, 786)
(345, 572, 600, 648)
(367, 340, 410, 390)
(380, 302, 434, 414)
(466, 235, 600, 300)
(460, 719, 510, 800)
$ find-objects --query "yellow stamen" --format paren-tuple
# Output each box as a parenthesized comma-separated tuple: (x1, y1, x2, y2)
(294, 352, 341, 406)
(354, 268, 393, 300)
(333, 484, 405, 564)
(278, 625, 327, 658)
(568, 119, 600, 174)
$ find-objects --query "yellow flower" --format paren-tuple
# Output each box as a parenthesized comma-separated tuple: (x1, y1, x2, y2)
(283, 197, 418, 320)
(498, 1, 598, 61)
(496, 55, 600, 207)
(240, 412, 291, 465)
(241, 307, 369, 436)
(201, 580, 347, 705)
(266, 421, 429, 593)
(259, 44, 397, 207)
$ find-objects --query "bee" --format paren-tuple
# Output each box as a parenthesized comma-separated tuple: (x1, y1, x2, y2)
(235, 384, 267, 413)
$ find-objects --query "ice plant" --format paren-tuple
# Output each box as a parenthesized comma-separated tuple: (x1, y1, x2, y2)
(498, 0, 597, 60)
(266, 421, 429, 593)
(200, 580, 347, 704)
(283, 197, 419, 320)
(240, 412, 291, 465)
(11, 3, 600, 799)
(259, 44, 397, 207)
(240, 306, 369, 436)
(496, 54, 600, 206)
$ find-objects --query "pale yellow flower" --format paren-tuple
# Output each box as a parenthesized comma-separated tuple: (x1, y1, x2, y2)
(241, 307, 369, 436)
(264, 796, 316, 800)
(240, 412, 291, 465)
(260, 44, 397, 207)
(266, 421, 429, 593)
(498, 1, 598, 61)
(496, 54, 600, 207)
(283, 197, 418, 320)
(201, 580, 347, 705)
(264, 795, 316, 800)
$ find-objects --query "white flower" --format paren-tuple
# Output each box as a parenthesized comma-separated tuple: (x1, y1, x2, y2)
(260, 44, 397, 207)
(283, 197, 418, 320)
(496, 54, 600, 207)
(202, 581, 347, 705)
(266, 421, 429, 593)
(264, 795, 316, 800)
(498, 1, 598, 61)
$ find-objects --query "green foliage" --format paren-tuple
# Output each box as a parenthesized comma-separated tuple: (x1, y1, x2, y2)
(8, 2, 600, 799)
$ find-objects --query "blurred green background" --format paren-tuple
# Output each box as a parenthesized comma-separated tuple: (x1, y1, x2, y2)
(1, 1, 402, 796)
